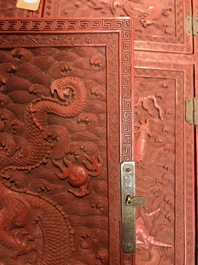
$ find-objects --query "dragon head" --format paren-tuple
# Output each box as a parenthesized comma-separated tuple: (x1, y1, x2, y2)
(50, 77, 74, 101)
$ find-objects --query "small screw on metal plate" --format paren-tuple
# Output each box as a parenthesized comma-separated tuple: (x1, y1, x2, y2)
(126, 243, 133, 250)
(125, 166, 131, 172)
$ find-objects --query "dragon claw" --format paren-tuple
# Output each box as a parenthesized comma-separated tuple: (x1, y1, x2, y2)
(52, 159, 71, 179)
(55, 172, 66, 180)
(52, 153, 102, 197)
(83, 154, 103, 176)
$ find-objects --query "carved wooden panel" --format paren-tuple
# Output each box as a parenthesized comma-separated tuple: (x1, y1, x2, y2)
(134, 55, 195, 265)
(0, 1, 193, 51)
(0, 18, 133, 265)
(41, 0, 192, 53)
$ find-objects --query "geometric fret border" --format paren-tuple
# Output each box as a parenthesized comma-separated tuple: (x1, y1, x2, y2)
(0, 18, 134, 265)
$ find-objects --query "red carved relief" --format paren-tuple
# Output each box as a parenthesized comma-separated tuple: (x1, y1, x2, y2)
(0, 45, 107, 263)
(0, 1, 192, 52)
(134, 62, 195, 264)
(0, 44, 108, 265)
(0, 18, 133, 265)
(109, 0, 174, 33)
(134, 119, 152, 163)
(134, 74, 175, 264)
(41, 0, 192, 53)
(52, 154, 103, 197)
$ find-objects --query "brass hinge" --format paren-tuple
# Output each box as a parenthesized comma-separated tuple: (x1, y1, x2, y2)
(186, 16, 198, 36)
(185, 98, 198, 125)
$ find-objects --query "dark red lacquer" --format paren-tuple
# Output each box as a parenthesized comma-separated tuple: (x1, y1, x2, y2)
(0, 0, 197, 265)
(134, 54, 195, 265)
(0, 18, 133, 265)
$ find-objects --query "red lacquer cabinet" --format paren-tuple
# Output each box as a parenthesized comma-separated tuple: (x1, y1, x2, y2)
(0, 1, 197, 265)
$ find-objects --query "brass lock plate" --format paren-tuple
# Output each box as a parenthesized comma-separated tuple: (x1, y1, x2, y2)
(121, 162, 136, 253)
(121, 162, 147, 253)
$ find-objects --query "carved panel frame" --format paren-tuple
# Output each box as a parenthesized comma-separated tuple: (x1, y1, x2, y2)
(0, 18, 133, 264)
(41, 0, 192, 54)
(134, 55, 195, 264)
(134, 0, 193, 53)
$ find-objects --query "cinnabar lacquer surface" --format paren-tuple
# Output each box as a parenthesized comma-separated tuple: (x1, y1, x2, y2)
(0, 18, 133, 265)
(0, 0, 192, 53)
(0, 1, 197, 265)
(134, 53, 195, 264)
(42, 0, 192, 53)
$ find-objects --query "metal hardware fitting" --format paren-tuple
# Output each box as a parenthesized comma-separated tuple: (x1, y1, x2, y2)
(186, 16, 198, 36)
(121, 162, 147, 253)
(185, 98, 198, 125)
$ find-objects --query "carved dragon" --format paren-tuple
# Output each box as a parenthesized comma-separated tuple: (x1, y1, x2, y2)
(107, 0, 172, 28)
(0, 76, 87, 263)
(1, 76, 87, 172)
(0, 180, 74, 264)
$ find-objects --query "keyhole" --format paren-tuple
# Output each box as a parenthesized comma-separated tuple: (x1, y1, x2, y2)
(126, 195, 132, 205)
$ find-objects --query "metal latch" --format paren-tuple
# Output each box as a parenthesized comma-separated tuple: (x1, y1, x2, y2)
(185, 98, 198, 125)
(186, 16, 198, 36)
(121, 162, 147, 253)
